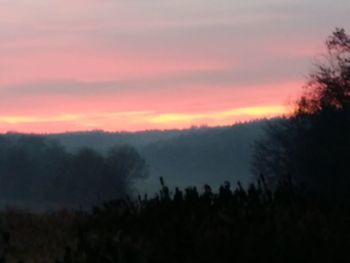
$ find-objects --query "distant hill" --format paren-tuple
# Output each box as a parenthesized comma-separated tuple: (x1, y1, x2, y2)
(46, 120, 268, 194)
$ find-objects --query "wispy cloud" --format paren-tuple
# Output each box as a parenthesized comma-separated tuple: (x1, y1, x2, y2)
(0, 0, 349, 132)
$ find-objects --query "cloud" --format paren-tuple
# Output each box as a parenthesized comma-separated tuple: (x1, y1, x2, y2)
(0, 0, 349, 132)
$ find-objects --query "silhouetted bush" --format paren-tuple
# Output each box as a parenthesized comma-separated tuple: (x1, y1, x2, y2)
(0, 178, 348, 262)
(52, 178, 350, 263)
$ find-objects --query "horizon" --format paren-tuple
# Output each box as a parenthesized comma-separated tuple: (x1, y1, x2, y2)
(0, 116, 271, 135)
(0, 0, 349, 133)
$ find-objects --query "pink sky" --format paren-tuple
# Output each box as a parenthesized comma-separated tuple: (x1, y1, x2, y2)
(0, 0, 349, 133)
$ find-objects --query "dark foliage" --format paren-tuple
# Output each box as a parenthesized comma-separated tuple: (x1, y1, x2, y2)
(253, 28, 350, 195)
(0, 135, 148, 209)
(50, 178, 350, 263)
(0, 179, 348, 262)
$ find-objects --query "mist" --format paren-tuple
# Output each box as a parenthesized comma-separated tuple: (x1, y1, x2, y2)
(48, 120, 267, 194)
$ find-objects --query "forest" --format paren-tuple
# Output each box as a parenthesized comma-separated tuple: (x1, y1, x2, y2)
(0, 28, 348, 262)
(0, 135, 147, 210)
(1, 119, 266, 205)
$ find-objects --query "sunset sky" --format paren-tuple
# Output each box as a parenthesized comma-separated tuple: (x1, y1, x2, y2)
(0, 0, 349, 133)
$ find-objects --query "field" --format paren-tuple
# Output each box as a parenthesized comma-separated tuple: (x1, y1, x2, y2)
(1, 178, 350, 263)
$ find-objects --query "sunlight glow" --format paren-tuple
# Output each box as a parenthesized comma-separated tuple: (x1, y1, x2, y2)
(0, 114, 83, 124)
(0, 105, 287, 133)
(148, 105, 287, 124)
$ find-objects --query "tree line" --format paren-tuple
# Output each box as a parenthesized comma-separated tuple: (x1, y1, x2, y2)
(0, 135, 148, 209)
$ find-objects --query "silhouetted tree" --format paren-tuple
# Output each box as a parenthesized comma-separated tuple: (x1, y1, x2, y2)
(253, 28, 350, 196)
(103, 145, 149, 198)
(0, 136, 148, 208)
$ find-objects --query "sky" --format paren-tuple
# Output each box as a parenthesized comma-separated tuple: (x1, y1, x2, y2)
(0, 0, 349, 133)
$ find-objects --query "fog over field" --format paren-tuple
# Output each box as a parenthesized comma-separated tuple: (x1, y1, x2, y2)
(48, 120, 266, 194)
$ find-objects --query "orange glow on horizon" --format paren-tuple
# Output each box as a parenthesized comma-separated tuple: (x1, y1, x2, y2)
(0, 80, 302, 133)
(148, 105, 287, 124)
(0, 105, 289, 134)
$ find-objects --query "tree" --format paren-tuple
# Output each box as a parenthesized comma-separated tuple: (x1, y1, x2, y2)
(253, 28, 350, 195)
(67, 145, 148, 205)
(0, 135, 149, 208)
(102, 145, 149, 199)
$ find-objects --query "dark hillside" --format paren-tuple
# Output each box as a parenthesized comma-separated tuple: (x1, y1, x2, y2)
(46, 120, 267, 194)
